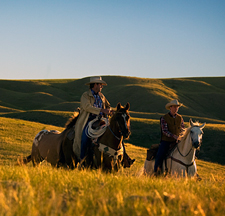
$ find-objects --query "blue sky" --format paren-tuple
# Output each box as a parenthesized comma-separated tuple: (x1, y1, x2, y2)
(0, 0, 224, 80)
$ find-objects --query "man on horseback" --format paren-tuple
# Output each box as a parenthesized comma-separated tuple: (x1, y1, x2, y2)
(73, 76, 134, 167)
(154, 99, 185, 175)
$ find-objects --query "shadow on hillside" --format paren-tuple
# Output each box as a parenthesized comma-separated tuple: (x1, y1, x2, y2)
(1, 110, 225, 165)
(198, 128, 225, 165)
(0, 111, 73, 128)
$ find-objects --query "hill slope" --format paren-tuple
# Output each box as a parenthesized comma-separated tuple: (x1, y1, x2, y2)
(1, 76, 225, 120)
(0, 76, 225, 164)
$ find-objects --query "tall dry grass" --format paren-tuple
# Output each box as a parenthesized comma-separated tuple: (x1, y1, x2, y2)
(0, 160, 225, 216)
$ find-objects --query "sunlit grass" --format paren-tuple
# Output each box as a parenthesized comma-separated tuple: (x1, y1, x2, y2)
(0, 159, 225, 216)
(1, 116, 225, 215)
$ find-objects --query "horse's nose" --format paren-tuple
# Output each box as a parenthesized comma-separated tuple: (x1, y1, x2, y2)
(123, 130, 131, 139)
(127, 131, 131, 137)
(193, 141, 199, 148)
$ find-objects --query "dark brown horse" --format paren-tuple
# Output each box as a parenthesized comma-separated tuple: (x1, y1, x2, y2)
(85, 102, 131, 171)
(22, 102, 131, 171)
(21, 111, 79, 168)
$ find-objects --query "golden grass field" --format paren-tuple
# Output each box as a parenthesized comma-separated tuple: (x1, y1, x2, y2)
(0, 117, 225, 216)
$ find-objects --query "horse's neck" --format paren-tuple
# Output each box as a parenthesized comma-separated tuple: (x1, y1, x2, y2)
(110, 118, 121, 137)
(174, 133, 195, 162)
(100, 120, 122, 149)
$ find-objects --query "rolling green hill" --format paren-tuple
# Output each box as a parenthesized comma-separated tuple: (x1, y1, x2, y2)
(0, 76, 225, 164)
(1, 76, 225, 120)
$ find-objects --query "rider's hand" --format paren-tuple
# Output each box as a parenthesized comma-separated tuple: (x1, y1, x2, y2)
(173, 135, 179, 142)
(101, 108, 111, 115)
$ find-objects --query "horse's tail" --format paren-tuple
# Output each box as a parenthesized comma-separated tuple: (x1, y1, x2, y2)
(23, 155, 32, 164)
(15, 155, 32, 166)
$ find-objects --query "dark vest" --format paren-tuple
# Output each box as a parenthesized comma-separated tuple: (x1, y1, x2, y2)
(161, 113, 182, 142)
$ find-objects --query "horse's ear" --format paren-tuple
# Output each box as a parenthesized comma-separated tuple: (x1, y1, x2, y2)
(189, 119, 194, 127)
(199, 122, 206, 129)
(117, 102, 121, 110)
(125, 102, 130, 111)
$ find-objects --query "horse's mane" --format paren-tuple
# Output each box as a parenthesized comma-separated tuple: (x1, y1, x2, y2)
(64, 108, 80, 129)
(178, 121, 201, 142)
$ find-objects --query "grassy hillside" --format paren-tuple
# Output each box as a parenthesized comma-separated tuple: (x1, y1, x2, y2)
(0, 76, 225, 165)
(1, 76, 225, 119)
(0, 117, 225, 216)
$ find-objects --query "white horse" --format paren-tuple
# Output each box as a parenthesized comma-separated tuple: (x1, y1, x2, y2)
(143, 119, 206, 177)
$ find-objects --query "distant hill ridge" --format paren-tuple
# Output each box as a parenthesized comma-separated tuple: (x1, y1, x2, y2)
(1, 76, 225, 121)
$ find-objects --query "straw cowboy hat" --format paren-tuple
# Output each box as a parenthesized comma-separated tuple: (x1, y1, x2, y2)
(165, 99, 183, 110)
(85, 76, 107, 86)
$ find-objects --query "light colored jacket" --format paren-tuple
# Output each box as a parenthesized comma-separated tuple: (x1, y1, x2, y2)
(73, 89, 110, 159)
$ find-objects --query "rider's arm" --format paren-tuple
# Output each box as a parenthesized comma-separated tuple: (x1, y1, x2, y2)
(80, 92, 102, 115)
(105, 98, 111, 109)
(181, 118, 185, 129)
(161, 117, 178, 139)
(80, 92, 111, 115)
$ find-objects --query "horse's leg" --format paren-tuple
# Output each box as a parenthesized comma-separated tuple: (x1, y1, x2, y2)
(31, 145, 43, 167)
(93, 147, 102, 169)
(57, 141, 66, 168)
(62, 137, 77, 169)
(22, 155, 32, 164)
(144, 159, 155, 175)
(169, 162, 186, 177)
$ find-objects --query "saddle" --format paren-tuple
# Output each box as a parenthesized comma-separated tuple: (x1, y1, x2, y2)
(66, 126, 75, 141)
(146, 144, 160, 161)
(146, 142, 177, 161)
(91, 119, 106, 130)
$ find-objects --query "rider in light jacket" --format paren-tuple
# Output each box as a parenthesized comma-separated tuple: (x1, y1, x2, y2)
(73, 76, 134, 167)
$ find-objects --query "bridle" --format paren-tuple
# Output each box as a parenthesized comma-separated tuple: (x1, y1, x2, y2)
(110, 111, 130, 140)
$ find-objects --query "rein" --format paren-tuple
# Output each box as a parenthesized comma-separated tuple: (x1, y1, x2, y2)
(108, 125, 121, 140)
(177, 143, 193, 157)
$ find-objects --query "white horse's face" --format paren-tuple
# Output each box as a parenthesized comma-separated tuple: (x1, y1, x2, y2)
(189, 119, 206, 148)
(190, 126, 204, 148)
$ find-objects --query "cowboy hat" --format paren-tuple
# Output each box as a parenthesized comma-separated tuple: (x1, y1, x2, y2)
(85, 76, 107, 86)
(165, 99, 183, 110)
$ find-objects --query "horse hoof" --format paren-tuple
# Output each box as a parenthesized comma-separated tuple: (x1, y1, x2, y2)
(130, 159, 135, 166)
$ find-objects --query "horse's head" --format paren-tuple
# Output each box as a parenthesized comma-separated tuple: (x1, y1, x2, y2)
(189, 119, 206, 148)
(114, 102, 131, 139)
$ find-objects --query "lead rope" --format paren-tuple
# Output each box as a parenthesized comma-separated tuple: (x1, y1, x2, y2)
(85, 117, 109, 138)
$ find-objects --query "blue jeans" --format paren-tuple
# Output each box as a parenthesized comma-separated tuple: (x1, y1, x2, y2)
(80, 114, 98, 160)
(80, 121, 92, 160)
(154, 141, 170, 172)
